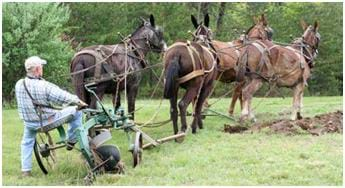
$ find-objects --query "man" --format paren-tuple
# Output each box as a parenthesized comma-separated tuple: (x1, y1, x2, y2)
(15, 56, 88, 177)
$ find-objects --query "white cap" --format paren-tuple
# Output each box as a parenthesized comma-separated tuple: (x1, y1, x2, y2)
(25, 56, 47, 72)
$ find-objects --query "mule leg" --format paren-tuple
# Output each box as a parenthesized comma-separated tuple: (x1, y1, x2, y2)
(291, 82, 304, 120)
(170, 89, 179, 135)
(178, 85, 200, 133)
(112, 84, 121, 112)
(127, 84, 139, 120)
(115, 93, 121, 110)
(229, 81, 244, 115)
(194, 80, 214, 132)
(240, 78, 263, 122)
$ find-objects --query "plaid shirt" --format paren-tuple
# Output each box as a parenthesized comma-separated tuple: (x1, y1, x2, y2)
(15, 77, 80, 122)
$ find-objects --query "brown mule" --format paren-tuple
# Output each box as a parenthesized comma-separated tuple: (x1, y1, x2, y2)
(191, 14, 273, 115)
(163, 40, 217, 135)
(70, 15, 166, 120)
(238, 20, 320, 122)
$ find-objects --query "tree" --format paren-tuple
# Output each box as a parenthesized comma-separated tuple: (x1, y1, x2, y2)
(2, 3, 74, 103)
(215, 2, 226, 37)
(199, 2, 210, 20)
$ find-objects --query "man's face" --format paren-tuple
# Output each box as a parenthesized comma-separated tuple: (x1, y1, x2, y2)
(35, 65, 43, 77)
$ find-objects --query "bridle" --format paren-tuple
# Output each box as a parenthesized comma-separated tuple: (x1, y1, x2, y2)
(298, 26, 320, 65)
(117, 24, 165, 68)
(140, 24, 165, 53)
(193, 25, 213, 45)
(247, 24, 273, 41)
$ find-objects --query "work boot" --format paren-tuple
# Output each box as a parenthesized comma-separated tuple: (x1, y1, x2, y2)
(22, 171, 32, 177)
(66, 141, 76, 151)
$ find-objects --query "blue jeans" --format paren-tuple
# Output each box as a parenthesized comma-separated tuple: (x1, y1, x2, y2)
(21, 106, 82, 172)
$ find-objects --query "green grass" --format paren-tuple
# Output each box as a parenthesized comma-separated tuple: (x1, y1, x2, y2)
(2, 96, 343, 185)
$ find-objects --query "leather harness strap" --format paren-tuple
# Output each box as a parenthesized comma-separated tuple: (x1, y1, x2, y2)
(177, 43, 204, 84)
(200, 45, 216, 73)
(285, 46, 305, 69)
(228, 42, 240, 58)
(250, 41, 277, 75)
(177, 69, 205, 84)
(73, 45, 119, 80)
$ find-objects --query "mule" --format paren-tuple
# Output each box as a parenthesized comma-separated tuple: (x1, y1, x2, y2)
(191, 14, 273, 115)
(70, 15, 167, 120)
(237, 20, 320, 121)
(163, 40, 217, 135)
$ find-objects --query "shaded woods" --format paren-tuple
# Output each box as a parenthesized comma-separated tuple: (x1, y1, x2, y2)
(2, 2, 342, 104)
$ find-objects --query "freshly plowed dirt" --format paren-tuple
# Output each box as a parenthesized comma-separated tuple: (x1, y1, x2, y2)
(224, 111, 343, 136)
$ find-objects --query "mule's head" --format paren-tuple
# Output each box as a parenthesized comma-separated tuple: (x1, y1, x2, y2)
(191, 14, 213, 43)
(133, 14, 167, 52)
(300, 20, 321, 51)
(246, 14, 273, 41)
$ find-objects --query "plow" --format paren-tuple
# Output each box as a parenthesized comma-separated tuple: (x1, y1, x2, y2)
(33, 83, 185, 184)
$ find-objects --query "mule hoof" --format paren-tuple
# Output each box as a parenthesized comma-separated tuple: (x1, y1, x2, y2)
(228, 110, 234, 116)
(192, 129, 197, 134)
(297, 112, 303, 120)
(239, 115, 248, 124)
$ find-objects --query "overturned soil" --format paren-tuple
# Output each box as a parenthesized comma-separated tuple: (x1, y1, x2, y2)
(224, 111, 343, 136)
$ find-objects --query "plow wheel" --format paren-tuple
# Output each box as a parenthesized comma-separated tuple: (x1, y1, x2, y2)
(95, 145, 121, 172)
(34, 132, 57, 174)
(132, 132, 143, 168)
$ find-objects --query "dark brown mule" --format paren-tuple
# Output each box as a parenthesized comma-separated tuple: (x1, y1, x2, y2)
(70, 15, 166, 120)
(163, 40, 217, 134)
(238, 20, 320, 121)
(191, 14, 273, 115)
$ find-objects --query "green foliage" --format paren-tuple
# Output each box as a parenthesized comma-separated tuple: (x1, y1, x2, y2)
(2, 2, 74, 102)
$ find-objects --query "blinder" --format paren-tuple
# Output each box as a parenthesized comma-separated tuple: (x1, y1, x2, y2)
(265, 27, 274, 41)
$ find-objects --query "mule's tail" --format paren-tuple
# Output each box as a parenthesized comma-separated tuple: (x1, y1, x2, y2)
(236, 49, 248, 82)
(163, 55, 180, 99)
(70, 55, 87, 102)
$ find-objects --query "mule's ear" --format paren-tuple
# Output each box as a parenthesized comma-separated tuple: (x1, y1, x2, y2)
(252, 15, 258, 24)
(261, 14, 268, 26)
(191, 15, 199, 29)
(204, 13, 210, 27)
(300, 19, 308, 30)
(149, 14, 155, 27)
(314, 21, 319, 31)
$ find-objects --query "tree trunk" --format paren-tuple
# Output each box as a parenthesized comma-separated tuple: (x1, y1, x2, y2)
(199, 2, 210, 20)
(216, 2, 226, 37)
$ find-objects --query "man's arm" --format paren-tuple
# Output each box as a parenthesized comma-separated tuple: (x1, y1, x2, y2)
(45, 81, 81, 106)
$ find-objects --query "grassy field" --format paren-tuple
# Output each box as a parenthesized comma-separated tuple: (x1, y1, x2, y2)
(2, 96, 343, 185)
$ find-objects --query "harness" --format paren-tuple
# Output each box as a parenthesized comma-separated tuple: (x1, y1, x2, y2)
(227, 42, 241, 58)
(73, 45, 118, 81)
(72, 39, 148, 85)
(245, 40, 313, 86)
(165, 41, 216, 84)
(247, 40, 278, 79)
(291, 37, 318, 68)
